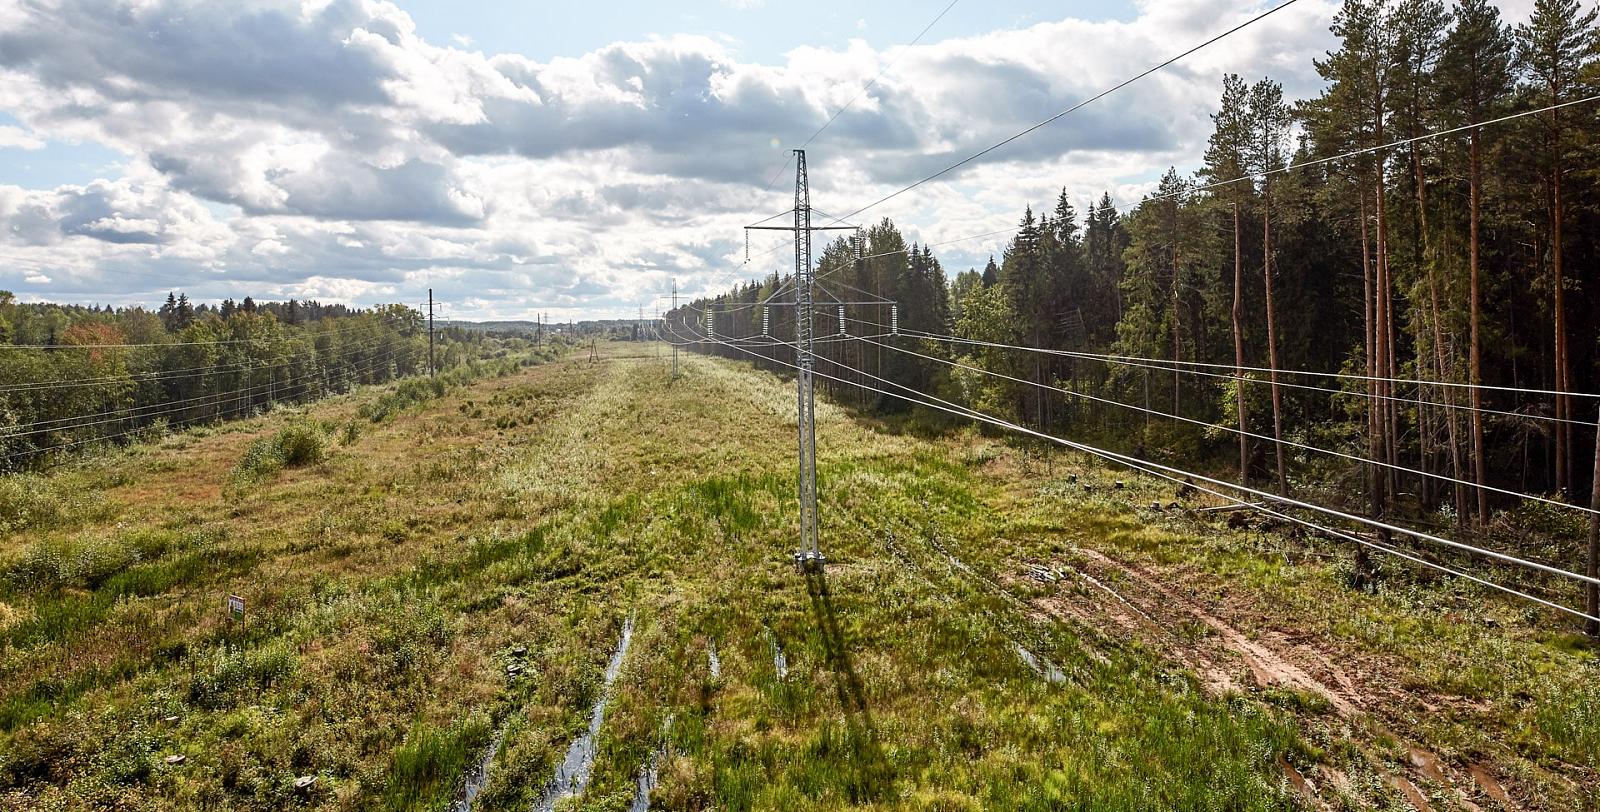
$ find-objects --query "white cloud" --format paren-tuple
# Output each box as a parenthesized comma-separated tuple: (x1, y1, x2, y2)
(0, 125, 43, 150)
(0, 0, 1342, 318)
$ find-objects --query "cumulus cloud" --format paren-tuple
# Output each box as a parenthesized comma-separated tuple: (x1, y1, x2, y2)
(0, 125, 43, 150)
(0, 0, 1343, 318)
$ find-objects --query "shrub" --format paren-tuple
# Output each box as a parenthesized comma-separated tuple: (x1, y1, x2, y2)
(274, 423, 326, 467)
(0, 472, 109, 535)
(339, 420, 362, 446)
(229, 421, 328, 486)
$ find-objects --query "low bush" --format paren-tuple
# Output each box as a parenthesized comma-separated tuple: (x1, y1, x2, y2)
(229, 421, 328, 486)
(0, 472, 110, 535)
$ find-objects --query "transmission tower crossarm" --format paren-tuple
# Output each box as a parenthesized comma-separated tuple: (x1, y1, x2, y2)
(745, 225, 858, 231)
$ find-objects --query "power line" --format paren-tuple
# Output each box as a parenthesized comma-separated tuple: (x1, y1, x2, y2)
(667, 323, 1600, 592)
(840, 314, 1594, 426)
(854, 317, 1598, 400)
(808, 93, 1600, 289)
(0, 325, 413, 393)
(740, 0, 963, 230)
(1164, 91, 1600, 200)
(827, 0, 1305, 224)
(2, 337, 272, 350)
(851, 332, 1599, 517)
(800, 0, 962, 150)
(3, 347, 407, 465)
(3, 338, 393, 438)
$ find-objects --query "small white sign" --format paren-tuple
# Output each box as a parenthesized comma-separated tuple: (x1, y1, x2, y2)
(226, 594, 245, 619)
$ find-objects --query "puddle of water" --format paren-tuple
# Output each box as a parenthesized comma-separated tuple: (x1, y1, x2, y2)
(532, 616, 635, 812)
(766, 630, 788, 680)
(627, 717, 672, 812)
(627, 754, 660, 812)
(1014, 643, 1066, 684)
(450, 728, 505, 812)
(707, 640, 721, 679)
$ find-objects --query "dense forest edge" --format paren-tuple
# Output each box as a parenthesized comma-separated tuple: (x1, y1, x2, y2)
(0, 292, 564, 472)
(670, 0, 1600, 623)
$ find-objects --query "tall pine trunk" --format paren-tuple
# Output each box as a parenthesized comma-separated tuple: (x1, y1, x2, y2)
(1469, 128, 1489, 524)
(1360, 187, 1381, 574)
(1232, 200, 1250, 486)
(1416, 134, 1468, 524)
(1553, 160, 1571, 496)
(1587, 403, 1599, 637)
(1375, 166, 1399, 509)
(1263, 195, 1287, 495)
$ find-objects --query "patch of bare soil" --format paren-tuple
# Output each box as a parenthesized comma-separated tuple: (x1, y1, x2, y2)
(1024, 547, 1527, 812)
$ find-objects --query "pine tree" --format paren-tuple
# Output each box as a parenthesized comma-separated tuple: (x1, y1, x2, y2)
(159, 292, 178, 331)
(1441, 0, 1514, 523)
(174, 294, 194, 330)
(981, 256, 1000, 288)
(1517, 0, 1598, 495)
(1203, 73, 1254, 485)
(1001, 207, 1053, 426)
(1250, 77, 1293, 496)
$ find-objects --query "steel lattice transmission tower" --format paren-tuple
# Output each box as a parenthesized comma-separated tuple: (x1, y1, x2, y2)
(746, 150, 857, 572)
(792, 151, 820, 570)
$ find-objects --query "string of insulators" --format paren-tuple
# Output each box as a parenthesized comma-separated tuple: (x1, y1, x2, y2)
(707, 308, 716, 338)
(762, 306, 770, 336)
(744, 231, 750, 263)
(891, 304, 899, 336)
(854, 228, 865, 262)
(838, 305, 847, 336)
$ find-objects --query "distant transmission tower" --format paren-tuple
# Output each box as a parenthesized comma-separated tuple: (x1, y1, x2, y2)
(671, 279, 679, 379)
(747, 150, 857, 573)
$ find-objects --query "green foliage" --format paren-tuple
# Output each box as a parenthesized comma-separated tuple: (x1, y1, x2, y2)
(358, 357, 526, 424)
(0, 472, 110, 535)
(383, 714, 493, 811)
(185, 641, 297, 710)
(229, 421, 328, 486)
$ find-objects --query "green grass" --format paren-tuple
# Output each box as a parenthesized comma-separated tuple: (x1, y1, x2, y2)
(383, 714, 494, 811)
(0, 345, 1594, 810)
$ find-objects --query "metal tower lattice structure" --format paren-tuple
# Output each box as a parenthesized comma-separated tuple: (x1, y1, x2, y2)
(745, 150, 858, 572)
(792, 150, 820, 569)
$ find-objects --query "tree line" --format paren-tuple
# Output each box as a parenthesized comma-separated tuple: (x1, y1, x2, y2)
(0, 291, 495, 470)
(675, 0, 1600, 537)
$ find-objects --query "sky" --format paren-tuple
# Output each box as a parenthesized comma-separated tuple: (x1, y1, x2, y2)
(0, 0, 1537, 321)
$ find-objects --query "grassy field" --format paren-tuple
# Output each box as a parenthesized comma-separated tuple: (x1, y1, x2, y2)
(0, 342, 1595, 810)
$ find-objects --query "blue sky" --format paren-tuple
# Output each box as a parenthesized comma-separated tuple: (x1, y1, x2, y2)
(0, 0, 1359, 318)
